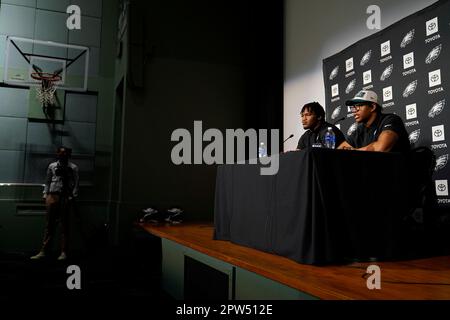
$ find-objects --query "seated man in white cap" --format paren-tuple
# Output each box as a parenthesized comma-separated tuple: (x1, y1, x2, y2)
(338, 90, 410, 153)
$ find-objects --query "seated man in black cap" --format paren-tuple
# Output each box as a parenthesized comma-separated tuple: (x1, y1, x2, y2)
(338, 90, 410, 153)
(297, 102, 345, 150)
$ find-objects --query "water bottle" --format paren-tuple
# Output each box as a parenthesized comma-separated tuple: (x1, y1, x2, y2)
(258, 142, 267, 158)
(324, 127, 336, 149)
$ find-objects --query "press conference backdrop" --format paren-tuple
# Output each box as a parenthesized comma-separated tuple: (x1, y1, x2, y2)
(323, 0, 450, 208)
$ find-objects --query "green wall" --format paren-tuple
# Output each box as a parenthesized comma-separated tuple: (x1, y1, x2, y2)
(0, 0, 118, 253)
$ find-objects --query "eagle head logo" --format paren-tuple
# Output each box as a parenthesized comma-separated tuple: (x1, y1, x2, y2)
(403, 80, 418, 98)
(347, 122, 358, 136)
(400, 29, 415, 48)
(329, 66, 339, 80)
(425, 44, 442, 64)
(409, 129, 421, 144)
(331, 106, 342, 120)
(435, 154, 449, 171)
(345, 79, 356, 94)
(360, 50, 372, 66)
(428, 100, 445, 118)
(380, 65, 394, 81)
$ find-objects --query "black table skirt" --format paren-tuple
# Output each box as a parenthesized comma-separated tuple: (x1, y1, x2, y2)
(214, 148, 413, 265)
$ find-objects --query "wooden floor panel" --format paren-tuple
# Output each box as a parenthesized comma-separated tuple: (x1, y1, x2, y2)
(140, 222, 450, 300)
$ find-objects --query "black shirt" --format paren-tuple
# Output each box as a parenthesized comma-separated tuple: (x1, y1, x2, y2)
(297, 122, 346, 150)
(347, 113, 410, 153)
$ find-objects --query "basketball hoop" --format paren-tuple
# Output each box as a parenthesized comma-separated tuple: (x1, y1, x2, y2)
(30, 72, 62, 107)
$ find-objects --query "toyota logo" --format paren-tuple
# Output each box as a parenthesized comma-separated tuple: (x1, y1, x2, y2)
(438, 184, 447, 192)
(405, 57, 413, 64)
(431, 74, 440, 82)
(408, 108, 415, 115)
(428, 22, 437, 31)
(434, 129, 443, 137)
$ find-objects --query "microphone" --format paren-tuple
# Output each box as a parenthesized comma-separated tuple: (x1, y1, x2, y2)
(283, 134, 294, 144)
(333, 117, 346, 125)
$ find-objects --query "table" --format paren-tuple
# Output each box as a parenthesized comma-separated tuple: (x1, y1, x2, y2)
(213, 148, 416, 265)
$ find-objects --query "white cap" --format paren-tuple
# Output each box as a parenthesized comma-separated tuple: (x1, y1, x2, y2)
(346, 90, 379, 106)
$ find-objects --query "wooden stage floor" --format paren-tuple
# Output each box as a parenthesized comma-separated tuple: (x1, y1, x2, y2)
(140, 222, 450, 300)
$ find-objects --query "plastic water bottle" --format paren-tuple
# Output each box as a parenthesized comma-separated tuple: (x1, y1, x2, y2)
(324, 127, 336, 149)
(258, 142, 267, 158)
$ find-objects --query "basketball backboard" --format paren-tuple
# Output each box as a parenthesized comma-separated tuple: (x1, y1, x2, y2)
(3, 36, 89, 92)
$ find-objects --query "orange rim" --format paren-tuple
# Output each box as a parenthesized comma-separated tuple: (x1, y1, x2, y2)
(30, 72, 62, 82)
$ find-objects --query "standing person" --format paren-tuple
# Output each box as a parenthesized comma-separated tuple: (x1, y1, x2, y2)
(296, 102, 345, 150)
(31, 146, 79, 260)
(338, 90, 410, 152)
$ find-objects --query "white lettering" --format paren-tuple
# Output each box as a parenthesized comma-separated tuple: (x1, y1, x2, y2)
(403, 69, 417, 77)
(176, 305, 211, 317)
(431, 143, 448, 150)
(345, 71, 355, 78)
(171, 122, 280, 176)
(171, 129, 192, 165)
(66, 265, 81, 290)
(405, 121, 420, 127)
(66, 5, 81, 30)
(380, 56, 392, 63)
(382, 102, 395, 108)
(425, 34, 441, 44)
(366, 5, 381, 30)
(366, 265, 381, 290)
(331, 97, 341, 103)
(428, 87, 444, 95)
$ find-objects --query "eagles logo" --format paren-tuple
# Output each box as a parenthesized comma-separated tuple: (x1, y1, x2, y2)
(331, 106, 342, 120)
(380, 65, 393, 81)
(403, 80, 418, 98)
(425, 44, 442, 64)
(428, 100, 445, 118)
(409, 129, 421, 144)
(347, 123, 358, 136)
(360, 50, 372, 66)
(400, 29, 415, 48)
(329, 66, 339, 80)
(345, 79, 356, 94)
(435, 154, 449, 171)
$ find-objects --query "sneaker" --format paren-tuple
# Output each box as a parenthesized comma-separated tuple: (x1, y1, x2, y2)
(140, 208, 165, 224)
(57, 252, 67, 261)
(165, 208, 184, 224)
(30, 251, 46, 260)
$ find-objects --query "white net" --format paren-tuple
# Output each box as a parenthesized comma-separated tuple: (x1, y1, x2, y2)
(35, 79, 57, 107)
